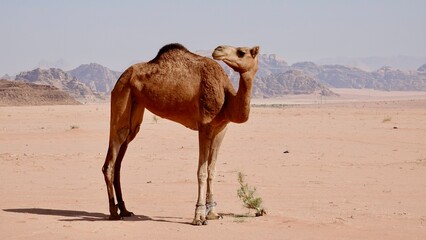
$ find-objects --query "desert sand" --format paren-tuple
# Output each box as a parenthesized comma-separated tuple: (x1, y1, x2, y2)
(1, 89, 426, 239)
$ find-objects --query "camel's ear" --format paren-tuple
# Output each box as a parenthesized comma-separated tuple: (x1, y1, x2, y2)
(250, 46, 260, 58)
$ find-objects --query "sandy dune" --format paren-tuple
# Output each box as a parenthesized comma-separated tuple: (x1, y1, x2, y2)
(1, 89, 426, 239)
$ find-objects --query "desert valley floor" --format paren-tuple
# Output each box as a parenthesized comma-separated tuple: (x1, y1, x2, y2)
(1, 89, 426, 239)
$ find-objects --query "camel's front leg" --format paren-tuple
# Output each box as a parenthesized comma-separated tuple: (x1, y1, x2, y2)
(206, 126, 227, 220)
(192, 126, 212, 225)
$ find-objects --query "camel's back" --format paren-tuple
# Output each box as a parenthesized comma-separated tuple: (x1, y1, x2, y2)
(149, 43, 190, 63)
(131, 44, 228, 92)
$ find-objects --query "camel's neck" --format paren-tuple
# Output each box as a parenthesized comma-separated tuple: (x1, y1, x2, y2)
(227, 71, 254, 123)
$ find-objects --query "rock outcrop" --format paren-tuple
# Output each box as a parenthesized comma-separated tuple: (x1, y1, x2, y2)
(417, 64, 426, 73)
(15, 68, 102, 102)
(291, 62, 426, 91)
(253, 70, 337, 98)
(318, 65, 377, 89)
(68, 63, 121, 93)
(0, 79, 80, 106)
(257, 54, 289, 76)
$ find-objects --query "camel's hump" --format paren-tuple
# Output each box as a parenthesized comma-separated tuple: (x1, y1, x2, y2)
(150, 43, 189, 62)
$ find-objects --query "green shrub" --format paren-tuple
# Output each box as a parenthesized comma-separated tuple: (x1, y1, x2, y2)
(237, 172, 266, 216)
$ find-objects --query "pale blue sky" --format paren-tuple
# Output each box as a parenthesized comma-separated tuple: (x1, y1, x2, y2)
(1, 0, 425, 75)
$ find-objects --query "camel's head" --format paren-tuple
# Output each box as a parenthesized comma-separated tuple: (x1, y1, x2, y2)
(212, 45, 260, 73)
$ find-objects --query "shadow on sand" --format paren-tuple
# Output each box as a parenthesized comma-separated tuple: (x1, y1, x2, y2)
(3, 208, 191, 224)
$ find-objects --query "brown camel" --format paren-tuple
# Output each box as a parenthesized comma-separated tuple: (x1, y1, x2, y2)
(102, 43, 259, 225)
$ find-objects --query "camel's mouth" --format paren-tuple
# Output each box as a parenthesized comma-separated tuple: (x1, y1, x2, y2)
(212, 45, 231, 60)
(212, 53, 226, 60)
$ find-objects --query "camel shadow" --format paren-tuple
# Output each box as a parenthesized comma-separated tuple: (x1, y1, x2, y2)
(3, 208, 148, 222)
(3, 208, 192, 225)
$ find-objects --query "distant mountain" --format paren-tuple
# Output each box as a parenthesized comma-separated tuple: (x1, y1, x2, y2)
(65, 59, 426, 95)
(68, 63, 121, 93)
(9, 50, 425, 104)
(317, 56, 426, 71)
(291, 62, 426, 91)
(291, 62, 322, 77)
(371, 66, 426, 91)
(317, 64, 377, 88)
(418, 64, 426, 72)
(0, 79, 80, 106)
(257, 54, 289, 76)
(253, 70, 337, 98)
(15, 68, 102, 102)
(254, 54, 426, 92)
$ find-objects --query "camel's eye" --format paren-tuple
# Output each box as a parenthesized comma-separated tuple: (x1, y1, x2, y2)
(236, 49, 245, 58)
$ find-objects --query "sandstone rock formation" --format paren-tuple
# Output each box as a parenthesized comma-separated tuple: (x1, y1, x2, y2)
(15, 68, 102, 102)
(0, 79, 80, 106)
(292, 62, 426, 91)
(417, 64, 426, 73)
(68, 63, 121, 93)
(253, 70, 337, 97)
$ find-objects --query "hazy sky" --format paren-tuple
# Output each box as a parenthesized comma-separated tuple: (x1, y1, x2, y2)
(1, 0, 425, 75)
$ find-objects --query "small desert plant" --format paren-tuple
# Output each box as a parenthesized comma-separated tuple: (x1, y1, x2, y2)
(70, 125, 79, 130)
(237, 172, 266, 216)
(382, 116, 392, 123)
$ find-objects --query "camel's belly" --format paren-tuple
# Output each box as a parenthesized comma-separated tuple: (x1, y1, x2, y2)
(146, 104, 200, 130)
(130, 83, 198, 130)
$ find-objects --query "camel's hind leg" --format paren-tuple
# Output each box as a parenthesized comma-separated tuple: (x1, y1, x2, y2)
(114, 103, 144, 217)
(113, 143, 132, 217)
(102, 79, 144, 220)
(103, 130, 130, 220)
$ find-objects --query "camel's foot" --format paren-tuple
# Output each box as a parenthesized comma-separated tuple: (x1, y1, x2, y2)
(192, 204, 208, 226)
(192, 218, 208, 226)
(206, 202, 222, 220)
(206, 208, 221, 220)
(108, 214, 123, 220)
(119, 210, 134, 217)
(117, 201, 134, 217)
(108, 204, 123, 220)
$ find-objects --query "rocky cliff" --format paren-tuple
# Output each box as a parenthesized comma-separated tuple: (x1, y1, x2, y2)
(257, 54, 289, 76)
(417, 64, 426, 73)
(15, 68, 102, 102)
(68, 63, 121, 93)
(254, 70, 337, 97)
(291, 62, 426, 91)
(0, 79, 80, 106)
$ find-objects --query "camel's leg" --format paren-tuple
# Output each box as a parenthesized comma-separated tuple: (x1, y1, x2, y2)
(114, 104, 144, 217)
(192, 125, 213, 225)
(113, 143, 133, 217)
(102, 129, 130, 220)
(206, 125, 227, 220)
(102, 80, 134, 220)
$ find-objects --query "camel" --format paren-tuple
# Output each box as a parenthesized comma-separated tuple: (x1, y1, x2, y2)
(102, 43, 259, 225)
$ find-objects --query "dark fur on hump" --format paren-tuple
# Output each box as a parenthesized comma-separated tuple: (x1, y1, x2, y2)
(150, 43, 189, 63)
